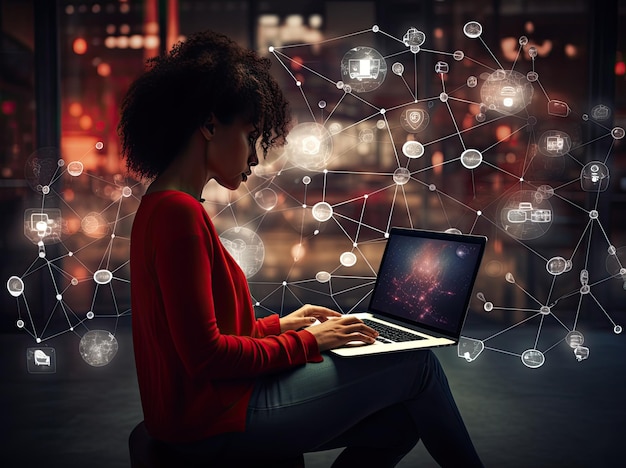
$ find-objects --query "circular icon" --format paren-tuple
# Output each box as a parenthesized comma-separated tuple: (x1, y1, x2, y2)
(463, 21, 483, 39)
(340, 251, 357, 267)
(340, 46, 388, 93)
(312, 202, 333, 222)
(499, 190, 553, 240)
(521, 349, 545, 368)
(400, 108, 430, 133)
(254, 188, 278, 211)
(402, 141, 425, 159)
(284, 122, 333, 171)
(393, 168, 410, 185)
(220, 227, 265, 278)
(480, 69, 533, 115)
(315, 271, 331, 283)
(79, 330, 119, 367)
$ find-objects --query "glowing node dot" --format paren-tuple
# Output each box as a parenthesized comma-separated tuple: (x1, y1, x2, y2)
(268, 46, 274, 52)
(111, 234, 116, 239)
(256, 302, 260, 306)
(70, 327, 74, 331)
(282, 281, 287, 286)
(302, 176, 311, 185)
(36, 338, 41, 343)
(314, 229, 320, 235)
(42, 185, 50, 195)
(439, 93, 448, 102)
(316, 271, 331, 283)
(56, 294, 62, 301)
(318, 100, 327, 109)
(477, 210, 482, 216)
(296, 81, 302, 87)
(384, 232, 390, 238)
(302, 204, 307, 209)
(484, 302, 493, 312)
(86, 311, 94, 319)
(429, 184, 436, 191)
(580, 285, 590, 294)
(611, 127, 625, 139)
(589, 210, 598, 219)
(122, 186, 132, 197)
(323, 169, 329, 174)
(540, 306, 550, 315)
(71, 278, 78, 286)
(39, 251, 46, 258)
(17, 319, 24, 328)
(340, 251, 357, 267)
(608, 245, 616, 255)
(372, 25, 379, 32)
(615, 325, 622, 334)
(336, 81, 344, 89)
(95, 141, 104, 150)
(352, 242, 358, 247)
(69, 252, 74, 256)
(363, 194, 369, 199)
(380, 108, 386, 114)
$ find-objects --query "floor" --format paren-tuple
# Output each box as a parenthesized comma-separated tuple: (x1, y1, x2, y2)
(1, 322, 625, 468)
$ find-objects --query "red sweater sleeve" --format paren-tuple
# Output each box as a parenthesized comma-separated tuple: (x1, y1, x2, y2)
(149, 194, 321, 380)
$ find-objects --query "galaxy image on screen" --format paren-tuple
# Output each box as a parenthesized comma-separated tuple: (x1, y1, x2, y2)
(369, 235, 482, 335)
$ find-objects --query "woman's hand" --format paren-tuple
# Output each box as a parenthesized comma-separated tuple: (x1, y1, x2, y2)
(303, 315, 379, 351)
(279, 304, 342, 333)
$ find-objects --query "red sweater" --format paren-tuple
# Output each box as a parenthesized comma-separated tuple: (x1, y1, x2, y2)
(130, 191, 322, 442)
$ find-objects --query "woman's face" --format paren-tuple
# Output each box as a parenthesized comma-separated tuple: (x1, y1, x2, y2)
(206, 116, 259, 190)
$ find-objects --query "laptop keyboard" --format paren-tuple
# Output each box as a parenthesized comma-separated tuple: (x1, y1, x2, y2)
(362, 319, 425, 343)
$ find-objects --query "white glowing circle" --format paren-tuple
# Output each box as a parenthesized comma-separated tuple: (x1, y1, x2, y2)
(392, 62, 404, 75)
(484, 302, 493, 312)
(86, 311, 95, 319)
(463, 21, 483, 39)
(566, 330, 585, 348)
(340, 46, 388, 93)
(481, 69, 533, 115)
(611, 127, 625, 139)
(453, 50, 464, 61)
(7, 276, 24, 297)
(220, 227, 265, 278)
(312, 202, 333, 222)
(393, 168, 411, 185)
(122, 186, 132, 198)
(67, 161, 84, 176)
(95, 141, 104, 150)
(460, 149, 483, 169)
(302, 176, 311, 185)
(615, 325, 622, 334)
(254, 188, 278, 211)
(540, 306, 550, 315)
(521, 349, 545, 369)
(467, 76, 478, 88)
(16, 319, 25, 328)
(285, 122, 333, 171)
(402, 141, 424, 159)
(340, 251, 357, 267)
(315, 271, 331, 283)
(546, 256, 567, 275)
(79, 330, 119, 367)
(93, 269, 113, 284)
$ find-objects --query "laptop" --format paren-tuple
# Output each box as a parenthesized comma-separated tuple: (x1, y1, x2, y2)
(329, 227, 487, 357)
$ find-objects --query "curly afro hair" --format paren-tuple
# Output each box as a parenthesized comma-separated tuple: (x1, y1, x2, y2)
(118, 30, 291, 180)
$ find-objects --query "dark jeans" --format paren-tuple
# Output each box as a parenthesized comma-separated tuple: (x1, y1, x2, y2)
(215, 349, 484, 467)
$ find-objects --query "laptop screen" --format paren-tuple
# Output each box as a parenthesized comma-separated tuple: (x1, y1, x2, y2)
(368, 228, 486, 338)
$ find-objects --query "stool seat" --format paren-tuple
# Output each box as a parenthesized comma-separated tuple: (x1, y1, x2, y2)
(129, 421, 305, 467)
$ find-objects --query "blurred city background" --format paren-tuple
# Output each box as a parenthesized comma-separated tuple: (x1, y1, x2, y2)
(1, 0, 625, 358)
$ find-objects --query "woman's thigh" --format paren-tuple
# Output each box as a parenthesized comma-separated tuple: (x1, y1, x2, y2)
(223, 349, 435, 459)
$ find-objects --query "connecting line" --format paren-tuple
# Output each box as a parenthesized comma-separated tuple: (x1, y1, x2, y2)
(478, 35, 504, 70)
(482, 312, 540, 342)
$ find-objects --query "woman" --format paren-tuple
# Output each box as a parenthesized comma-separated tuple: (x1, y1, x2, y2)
(119, 30, 483, 467)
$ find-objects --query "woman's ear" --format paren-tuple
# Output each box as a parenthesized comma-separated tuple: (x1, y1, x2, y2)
(200, 114, 216, 140)
(200, 121, 215, 140)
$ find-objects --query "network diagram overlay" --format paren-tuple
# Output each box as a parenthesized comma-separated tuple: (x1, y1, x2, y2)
(7, 21, 625, 371)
